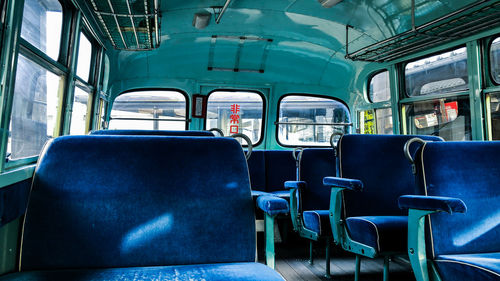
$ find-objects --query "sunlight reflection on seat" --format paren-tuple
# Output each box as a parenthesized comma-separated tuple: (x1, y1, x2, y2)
(453, 209, 500, 247)
(121, 213, 173, 254)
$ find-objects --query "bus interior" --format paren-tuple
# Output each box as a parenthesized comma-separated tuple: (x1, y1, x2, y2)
(0, 0, 499, 280)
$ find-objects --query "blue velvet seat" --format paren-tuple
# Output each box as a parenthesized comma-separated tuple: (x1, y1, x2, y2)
(89, 129, 215, 136)
(399, 141, 500, 281)
(265, 150, 296, 199)
(285, 148, 336, 277)
(302, 210, 331, 236)
(0, 136, 284, 281)
(323, 134, 442, 281)
(345, 216, 407, 253)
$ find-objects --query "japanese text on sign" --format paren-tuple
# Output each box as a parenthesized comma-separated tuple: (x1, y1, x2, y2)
(230, 104, 240, 134)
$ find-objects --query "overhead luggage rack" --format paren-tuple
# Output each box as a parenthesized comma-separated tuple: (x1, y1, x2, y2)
(345, 0, 500, 62)
(89, 0, 160, 51)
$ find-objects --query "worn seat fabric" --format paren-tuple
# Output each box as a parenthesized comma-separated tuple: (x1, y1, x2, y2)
(1, 136, 284, 281)
(434, 253, 500, 281)
(407, 141, 500, 281)
(302, 210, 331, 236)
(345, 216, 407, 253)
(0, 263, 283, 281)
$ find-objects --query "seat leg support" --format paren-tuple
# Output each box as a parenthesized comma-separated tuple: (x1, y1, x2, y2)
(264, 214, 276, 269)
(325, 238, 331, 278)
(355, 255, 361, 281)
(383, 256, 390, 281)
(309, 240, 314, 265)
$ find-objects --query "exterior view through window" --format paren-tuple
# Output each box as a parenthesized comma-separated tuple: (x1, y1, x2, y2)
(405, 47, 468, 96)
(21, 0, 62, 61)
(360, 108, 393, 135)
(491, 37, 500, 84)
(8, 54, 62, 159)
(109, 90, 187, 130)
(206, 91, 264, 144)
(369, 71, 390, 102)
(69, 87, 89, 135)
(278, 95, 350, 146)
(76, 32, 92, 82)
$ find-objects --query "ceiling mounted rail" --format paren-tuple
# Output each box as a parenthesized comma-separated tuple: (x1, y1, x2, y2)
(345, 0, 500, 62)
(89, 0, 161, 51)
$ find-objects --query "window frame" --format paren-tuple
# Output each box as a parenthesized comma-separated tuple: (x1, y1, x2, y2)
(403, 45, 469, 98)
(367, 69, 391, 103)
(204, 89, 266, 146)
(110, 88, 190, 131)
(275, 93, 351, 148)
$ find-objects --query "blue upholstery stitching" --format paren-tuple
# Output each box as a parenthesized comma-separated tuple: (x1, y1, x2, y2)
(435, 259, 500, 277)
(420, 142, 437, 259)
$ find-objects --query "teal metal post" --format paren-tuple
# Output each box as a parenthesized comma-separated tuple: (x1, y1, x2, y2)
(265, 213, 276, 269)
(407, 209, 435, 281)
(309, 241, 314, 265)
(383, 256, 390, 281)
(325, 237, 331, 278)
(354, 255, 361, 281)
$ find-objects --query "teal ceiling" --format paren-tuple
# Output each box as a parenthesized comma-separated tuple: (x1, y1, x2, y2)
(81, 0, 482, 98)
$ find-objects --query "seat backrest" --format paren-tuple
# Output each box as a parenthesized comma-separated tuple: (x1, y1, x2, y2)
(247, 150, 266, 191)
(90, 129, 215, 137)
(20, 136, 255, 271)
(299, 148, 336, 211)
(264, 150, 296, 192)
(339, 134, 442, 218)
(415, 141, 500, 257)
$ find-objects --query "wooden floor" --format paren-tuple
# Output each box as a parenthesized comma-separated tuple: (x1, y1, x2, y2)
(258, 233, 416, 281)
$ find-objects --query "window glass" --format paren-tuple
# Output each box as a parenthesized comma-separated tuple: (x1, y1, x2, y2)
(359, 108, 393, 134)
(99, 98, 107, 129)
(76, 32, 92, 81)
(490, 37, 500, 84)
(8, 54, 62, 159)
(278, 95, 350, 146)
(375, 108, 393, 135)
(206, 91, 264, 144)
(369, 71, 390, 102)
(403, 96, 471, 141)
(405, 47, 468, 96)
(109, 90, 187, 130)
(487, 93, 500, 140)
(69, 87, 89, 135)
(359, 110, 375, 134)
(21, 0, 62, 61)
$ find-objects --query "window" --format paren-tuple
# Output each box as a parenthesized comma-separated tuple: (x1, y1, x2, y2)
(8, 54, 62, 159)
(69, 87, 89, 135)
(403, 96, 471, 141)
(76, 32, 93, 82)
(359, 108, 393, 135)
(98, 99, 107, 129)
(277, 95, 350, 146)
(490, 37, 500, 84)
(109, 90, 187, 130)
(405, 47, 468, 96)
(21, 0, 62, 61)
(369, 71, 390, 102)
(206, 91, 264, 144)
(487, 93, 500, 140)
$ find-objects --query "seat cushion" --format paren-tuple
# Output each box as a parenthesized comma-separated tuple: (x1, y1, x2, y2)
(435, 253, 500, 281)
(345, 216, 407, 253)
(0, 262, 285, 281)
(302, 210, 331, 236)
